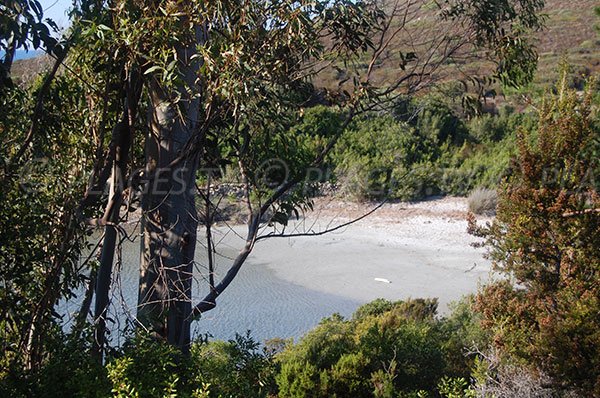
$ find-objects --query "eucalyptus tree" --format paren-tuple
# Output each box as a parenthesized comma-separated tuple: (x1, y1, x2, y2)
(74, 0, 545, 357)
(1, 0, 547, 362)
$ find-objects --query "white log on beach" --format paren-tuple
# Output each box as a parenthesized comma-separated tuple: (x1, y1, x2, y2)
(374, 278, 391, 284)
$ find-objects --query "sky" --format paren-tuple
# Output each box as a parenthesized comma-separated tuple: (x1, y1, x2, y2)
(40, 0, 73, 31)
(7, 0, 72, 59)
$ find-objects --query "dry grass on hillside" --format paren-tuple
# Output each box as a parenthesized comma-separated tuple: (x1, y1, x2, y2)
(10, 0, 600, 91)
(536, 0, 600, 84)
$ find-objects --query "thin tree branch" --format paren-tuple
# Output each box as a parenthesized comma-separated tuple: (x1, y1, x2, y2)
(256, 199, 388, 241)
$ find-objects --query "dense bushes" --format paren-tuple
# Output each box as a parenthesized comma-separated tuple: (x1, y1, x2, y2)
(105, 332, 278, 398)
(8, 288, 599, 397)
(470, 77, 600, 395)
(0, 75, 96, 376)
(331, 115, 440, 200)
(188, 332, 277, 398)
(0, 297, 489, 398)
(276, 298, 487, 398)
(216, 83, 538, 203)
(2, 332, 277, 398)
(298, 95, 535, 201)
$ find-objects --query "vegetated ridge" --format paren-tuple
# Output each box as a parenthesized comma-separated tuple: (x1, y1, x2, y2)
(10, 0, 600, 90)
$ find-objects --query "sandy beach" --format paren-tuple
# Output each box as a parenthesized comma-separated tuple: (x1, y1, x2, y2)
(212, 196, 495, 315)
(63, 195, 497, 341)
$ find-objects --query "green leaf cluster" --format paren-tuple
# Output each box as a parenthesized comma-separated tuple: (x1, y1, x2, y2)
(276, 297, 488, 398)
(0, 75, 97, 377)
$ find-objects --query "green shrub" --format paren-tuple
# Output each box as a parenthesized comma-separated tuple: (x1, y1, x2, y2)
(220, 91, 539, 202)
(415, 98, 469, 145)
(106, 335, 184, 398)
(437, 377, 475, 398)
(276, 299, 465, 398)
(466, 109, 532, 143)
(332, 115, 441, 201)
(438, 136, 517, 196)
(438, 297, 490, 379)
(104, 332, 276, 398)
(352, 298, 396, 320)
(0, 331, 110, 398)
(328, 94, 537, 201)
(189, 332, 277, 398)
(1, 299, 491, 398)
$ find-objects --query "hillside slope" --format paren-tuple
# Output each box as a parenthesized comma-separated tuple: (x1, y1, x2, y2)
(9, 0, 600, 89)
(536, 0, 600, 84)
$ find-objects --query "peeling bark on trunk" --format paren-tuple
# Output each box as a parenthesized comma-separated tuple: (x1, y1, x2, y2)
(137, 44, 201, 351)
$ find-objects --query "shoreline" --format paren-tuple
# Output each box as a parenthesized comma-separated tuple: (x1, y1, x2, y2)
(70, 195, 496, 341)
(221, 195, 495, 315)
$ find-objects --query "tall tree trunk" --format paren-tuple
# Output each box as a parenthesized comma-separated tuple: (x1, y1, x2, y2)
(137, 46, 201, 351)
(91, 74, 141, 360)
(92, 165, 123, 361)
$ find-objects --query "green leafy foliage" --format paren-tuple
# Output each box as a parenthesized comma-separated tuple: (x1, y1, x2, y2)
(188, 332, 277, 398)
(0, 74, 96, 377)
(35, 333, 110, 398)
(328, 94, 537, 201)
(10, 331, 276, 398)
(0, 0, 60, 88)
(437, 376, 476, 398)
(1, 295, 489, 397)
(438, 298, 491, 378)
(332, 114, 439, 201)
(0, 331, 110, 397)
(107, 336, 183, 398)
(276, 297, 487, 398)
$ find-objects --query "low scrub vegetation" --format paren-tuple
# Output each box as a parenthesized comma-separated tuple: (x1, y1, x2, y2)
(9, 296, 592, 397)
(0, 297, 490, 398)
(286, 89, 535, 202)
(467, 188, 498, 216)
(276, 297, 488, 398)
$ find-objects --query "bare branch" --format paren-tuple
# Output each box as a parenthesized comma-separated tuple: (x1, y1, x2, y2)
(256, 199, 388, 241)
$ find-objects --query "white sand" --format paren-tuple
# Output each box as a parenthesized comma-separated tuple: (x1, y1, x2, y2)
(217, 196, 496, 314)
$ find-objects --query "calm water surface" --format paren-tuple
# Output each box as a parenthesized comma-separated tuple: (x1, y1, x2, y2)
(62, 232, 361, 344)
